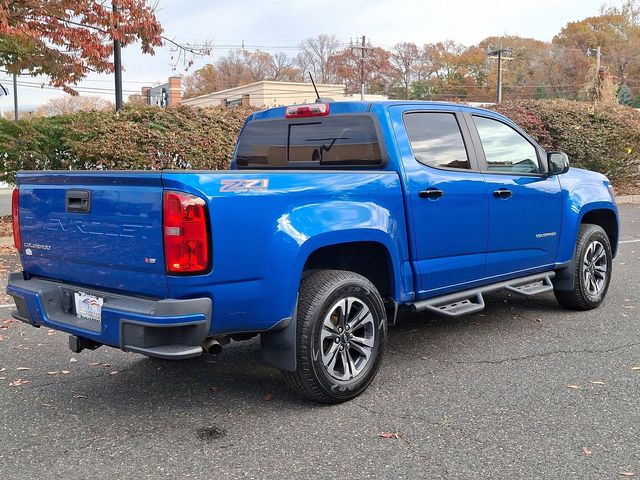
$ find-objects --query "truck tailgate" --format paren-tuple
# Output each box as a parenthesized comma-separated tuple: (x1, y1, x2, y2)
(16, 172, 168, 298)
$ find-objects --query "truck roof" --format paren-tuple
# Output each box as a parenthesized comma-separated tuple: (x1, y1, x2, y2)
(248, 100, 495, 122)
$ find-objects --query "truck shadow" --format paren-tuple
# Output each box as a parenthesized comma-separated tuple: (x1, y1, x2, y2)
(68, 291, 563, 415)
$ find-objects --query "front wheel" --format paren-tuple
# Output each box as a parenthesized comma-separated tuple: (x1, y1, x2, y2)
(283, 270, 386, 404)
(555, 224, 612, 310)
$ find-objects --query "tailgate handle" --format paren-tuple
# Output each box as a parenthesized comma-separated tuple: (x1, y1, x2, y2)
(66, 189, 91, 213)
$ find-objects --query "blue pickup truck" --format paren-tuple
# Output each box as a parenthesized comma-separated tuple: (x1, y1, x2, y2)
(7, 100, 619, 403)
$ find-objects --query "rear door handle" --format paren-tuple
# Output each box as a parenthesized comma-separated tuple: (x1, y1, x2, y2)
(419, 188, 444, 200)
(492, 188, 512, 199)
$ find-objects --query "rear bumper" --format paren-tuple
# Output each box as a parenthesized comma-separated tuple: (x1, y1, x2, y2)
(6, 272, 212, 360)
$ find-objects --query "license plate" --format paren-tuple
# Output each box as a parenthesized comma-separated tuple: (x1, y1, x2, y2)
(74, 292, 103, 325)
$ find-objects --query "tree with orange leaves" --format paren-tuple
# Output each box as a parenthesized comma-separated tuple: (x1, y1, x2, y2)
(0, 0, 163, 94)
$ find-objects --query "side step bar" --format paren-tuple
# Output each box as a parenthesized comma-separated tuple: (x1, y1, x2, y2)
(409, 272, 555, 318)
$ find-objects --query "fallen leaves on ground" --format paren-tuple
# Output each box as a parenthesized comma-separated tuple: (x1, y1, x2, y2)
(264, 394, 274, 401)
(16, 367, 30, 371)
(566, 385, 581, 389)
(109, 371, 118, 375)
(9, 379, 29, 387)
(619, 472, 635, 477)
(69, 358, 77, 364)
(74, 394, 87, 399)
(632, 366, 640, 371)
(378, 432, 402, 439)
(0, 216, 12, 237)
(590, 381, 605, 385)
(88, 362, 112, 368)
(582, 447, 592, 456)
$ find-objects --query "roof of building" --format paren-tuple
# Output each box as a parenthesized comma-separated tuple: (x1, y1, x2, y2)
(181, 80, 346, 103)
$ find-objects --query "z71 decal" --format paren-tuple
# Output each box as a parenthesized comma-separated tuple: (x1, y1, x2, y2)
(220, 179, 269, 193)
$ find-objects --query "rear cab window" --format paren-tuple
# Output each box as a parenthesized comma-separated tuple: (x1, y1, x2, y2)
(235, 115, 383, 168)
(403, 112, 471, 170)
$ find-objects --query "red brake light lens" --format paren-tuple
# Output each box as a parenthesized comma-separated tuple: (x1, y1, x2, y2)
(285, 103, 329, 118)
(12, 188, 21, 252)
(163, 191, 210, 274)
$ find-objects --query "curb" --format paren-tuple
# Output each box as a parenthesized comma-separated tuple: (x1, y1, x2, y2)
(616, 195, 640, 205)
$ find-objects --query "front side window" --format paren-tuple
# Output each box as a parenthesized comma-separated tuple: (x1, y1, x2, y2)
(235, 115, 382, 168)
(404, 112, 471, 170)
(473, 116, 540, 174)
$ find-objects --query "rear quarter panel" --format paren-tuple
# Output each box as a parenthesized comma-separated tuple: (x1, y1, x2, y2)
(162, 170, 412, 335)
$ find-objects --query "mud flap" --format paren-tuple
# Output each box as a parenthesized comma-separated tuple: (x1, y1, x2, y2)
(552, 259, 575, 291)
(260, 304, 297, 372)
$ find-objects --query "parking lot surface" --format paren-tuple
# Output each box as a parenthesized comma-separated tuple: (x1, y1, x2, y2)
(0, 205, 638, 479)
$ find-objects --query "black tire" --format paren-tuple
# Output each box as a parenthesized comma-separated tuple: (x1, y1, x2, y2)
(554, 224, 613, 310)
(283, 270, 386, 404)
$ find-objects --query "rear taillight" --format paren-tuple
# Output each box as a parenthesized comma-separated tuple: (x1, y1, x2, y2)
(11, 188, 21, 252)
(163, 191, 210, 274)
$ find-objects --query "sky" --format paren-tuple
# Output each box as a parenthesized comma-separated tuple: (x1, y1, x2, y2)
(0, 0, 610, 113)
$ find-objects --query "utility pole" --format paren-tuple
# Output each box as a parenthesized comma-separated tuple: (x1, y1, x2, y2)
(351, 36, 374, 101)
(113, 3, 123, 111)
(488, 47, 513, 103)
(360, 35, 365, 101)
(595, 45, 601, 72)
(13, 73, 18, 121)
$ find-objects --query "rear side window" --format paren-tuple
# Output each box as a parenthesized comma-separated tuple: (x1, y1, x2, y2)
(235, 115, 383, 168)
(404, 112, 471, 170)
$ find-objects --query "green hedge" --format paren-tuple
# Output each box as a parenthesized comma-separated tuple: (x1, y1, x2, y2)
(488, 99, 640, 182)
(0, 104, 255, 183)
(0, 100, 638, 184)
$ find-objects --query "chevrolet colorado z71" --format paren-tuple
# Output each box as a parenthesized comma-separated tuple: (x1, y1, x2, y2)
(7, 101, 619, 403)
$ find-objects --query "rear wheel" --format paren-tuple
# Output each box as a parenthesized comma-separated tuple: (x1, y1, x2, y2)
(283, 270, 386, 404)
(554, 224, 612, 310)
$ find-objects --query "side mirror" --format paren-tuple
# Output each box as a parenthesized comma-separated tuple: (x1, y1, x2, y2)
(547, 152, 570, 175)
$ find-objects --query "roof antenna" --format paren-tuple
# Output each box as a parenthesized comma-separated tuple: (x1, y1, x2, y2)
(308, 72, 321, 102)
(308, 72, 334, 103)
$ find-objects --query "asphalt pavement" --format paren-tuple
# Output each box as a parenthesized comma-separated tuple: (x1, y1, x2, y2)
(0, 205, 638, 479)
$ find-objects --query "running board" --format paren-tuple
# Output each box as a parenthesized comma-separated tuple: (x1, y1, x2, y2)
(505, 276, 554, 297)
(409, 272, 556, 318)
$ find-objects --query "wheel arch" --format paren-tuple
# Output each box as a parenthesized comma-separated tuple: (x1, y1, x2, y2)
(262, 232, 404, 373)
(302, 240, 396, 302)
(554, 205, 618, 291)
(580, 208, 619, 257)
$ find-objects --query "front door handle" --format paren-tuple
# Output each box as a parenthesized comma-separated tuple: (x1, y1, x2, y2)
(492, 188, 513, 199)
(419, 188, 444, 200)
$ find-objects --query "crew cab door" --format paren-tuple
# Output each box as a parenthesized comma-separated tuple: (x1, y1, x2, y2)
(463, 111, 563, 277)
(390, 105, 488, 296)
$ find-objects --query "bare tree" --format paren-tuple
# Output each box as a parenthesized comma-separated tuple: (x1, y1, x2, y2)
(242, 50, 273, 82)
(391, 42, 420, 98)
(38, 95, 113, 116)
(296, 34, 342, 83)
(216, 50, 249, 89)
(270, 52, 303, 82)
